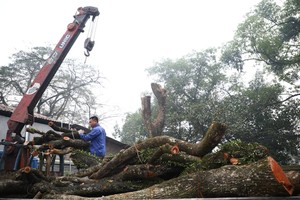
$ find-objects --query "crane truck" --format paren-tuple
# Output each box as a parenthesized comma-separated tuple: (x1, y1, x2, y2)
(1, 6, 100, 171)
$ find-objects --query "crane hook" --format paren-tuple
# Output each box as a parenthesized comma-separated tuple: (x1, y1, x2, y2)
(84, 38, 95, 57)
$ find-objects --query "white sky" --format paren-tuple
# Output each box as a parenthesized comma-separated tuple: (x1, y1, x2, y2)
(0, 0, 261, 137)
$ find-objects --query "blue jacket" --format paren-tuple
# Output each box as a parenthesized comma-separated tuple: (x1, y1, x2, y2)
(80, 124, 106, 157)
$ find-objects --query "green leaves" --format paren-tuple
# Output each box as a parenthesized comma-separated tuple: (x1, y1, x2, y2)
(117, 0, 300, 164)
(223, 0, 300, 81)
(114, 111, 148, 145)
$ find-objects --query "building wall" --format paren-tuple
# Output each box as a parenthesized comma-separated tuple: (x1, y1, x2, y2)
(0, 115, 129, 155)
(0, 115, 60, 151)
(106, 138, 128, 156)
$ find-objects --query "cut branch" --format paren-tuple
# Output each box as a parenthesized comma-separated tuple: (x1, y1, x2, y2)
(90, 121, 226, 179)
(141, 83, 167, 137)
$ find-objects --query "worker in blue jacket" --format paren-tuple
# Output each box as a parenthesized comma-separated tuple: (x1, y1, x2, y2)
(79, 116, 106, 158)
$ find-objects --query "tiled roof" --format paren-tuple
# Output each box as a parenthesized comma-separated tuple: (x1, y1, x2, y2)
(0, 104, 60, 123)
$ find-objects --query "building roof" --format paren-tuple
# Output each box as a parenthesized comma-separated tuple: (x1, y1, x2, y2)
(0, 104, 60, 123)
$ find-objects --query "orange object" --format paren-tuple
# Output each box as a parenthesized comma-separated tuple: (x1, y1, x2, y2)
(171, 145, 179, 154)
(230, 157, 239, 165)
(268, 156, 294, 195)
(23, 166, 31, 174)
(63, 136, 70, 141)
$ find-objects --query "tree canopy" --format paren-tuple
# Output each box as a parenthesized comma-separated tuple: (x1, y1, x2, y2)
(221, 0, 300, 85)
(0, 46, 103, 124)
(116, 0, 300, 164)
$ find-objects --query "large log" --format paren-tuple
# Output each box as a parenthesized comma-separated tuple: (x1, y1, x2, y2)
(110, 164, 180, 181)
(41, 179, 155, 199)
(90, 121, 226, 179)
(0, 180, 29, 197)
(48, 137, 89, 150)
(55, 157, 293, 199)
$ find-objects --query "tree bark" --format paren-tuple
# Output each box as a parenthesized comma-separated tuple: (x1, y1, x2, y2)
(147, 143, 179, 164)
(74, 163, 105, 178)
(48, 121, 81, 139)
(47, 137, 89, 150)
(110, 164, 179, 181)
(28, 128, 62, 144)
(141, 83, 167, 137)
(0, 180, 29, 197)
(41, 179, 154, 199)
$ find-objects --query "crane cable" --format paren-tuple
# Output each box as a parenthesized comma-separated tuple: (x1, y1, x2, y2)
(84, 16, 99, 64)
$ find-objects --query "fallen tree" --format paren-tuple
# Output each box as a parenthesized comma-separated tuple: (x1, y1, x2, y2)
(38, 157, 294, 199)
(0, 83, 299, 199)
(1, 120, 297, 199)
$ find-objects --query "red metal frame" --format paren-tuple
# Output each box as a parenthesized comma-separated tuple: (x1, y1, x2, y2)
(3, 6, 99, 170)
(6, 6, 99, 141)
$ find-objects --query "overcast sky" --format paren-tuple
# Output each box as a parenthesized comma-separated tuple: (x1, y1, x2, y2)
(0, 0, 261, 137)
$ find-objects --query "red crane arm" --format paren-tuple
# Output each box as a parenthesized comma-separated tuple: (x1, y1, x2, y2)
(6, 6, 99, 141)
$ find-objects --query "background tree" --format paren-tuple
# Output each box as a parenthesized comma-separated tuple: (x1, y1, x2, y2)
(118, 47, 300, 164)
(220, 71, 300, 164)
(113, 111, 148, 145)
(0, 46, 103, 125)
(221, 0, 300, 88)
(146, 48, 228, 142)
(219, 0, 300, 163)
(112, 0, 300, 164)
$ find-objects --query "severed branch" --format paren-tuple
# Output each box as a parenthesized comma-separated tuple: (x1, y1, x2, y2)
(49, 147, 74, 155)
(27, 128, 62, 144)
(48, 137, 89, 150)
(147, 143, 179, 164)
(48, 121, 81, 139)
(90, 121, 226, 179)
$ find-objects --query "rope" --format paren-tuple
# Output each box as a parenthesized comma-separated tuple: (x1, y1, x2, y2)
(91, 16, 99, 41)
(71, 130, 75, 140)
(134, 144, 143, 164)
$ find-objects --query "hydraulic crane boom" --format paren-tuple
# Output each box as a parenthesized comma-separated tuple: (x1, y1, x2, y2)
(6, 6, 99, 142)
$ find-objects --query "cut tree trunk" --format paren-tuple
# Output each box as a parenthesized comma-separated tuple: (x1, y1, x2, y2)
(141, 83, 167, 137)
(54, 156, 293, 199)
(0, 180, 29, 197)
